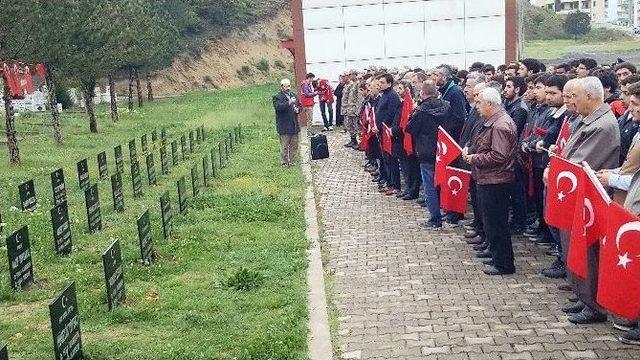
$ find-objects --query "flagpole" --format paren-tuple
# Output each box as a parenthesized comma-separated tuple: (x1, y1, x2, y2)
(581, 161, 613, 205)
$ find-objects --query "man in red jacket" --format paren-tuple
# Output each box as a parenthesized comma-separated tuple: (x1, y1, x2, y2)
(300, 73, 317, 132)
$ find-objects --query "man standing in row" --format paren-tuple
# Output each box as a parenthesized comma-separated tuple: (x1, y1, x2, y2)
(300, 73, 317, 132)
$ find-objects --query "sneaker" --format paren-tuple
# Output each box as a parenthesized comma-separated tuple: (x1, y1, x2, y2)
(344, 140, 354, 147)
(568, 306, 607, 324)
(443, 222, 459, 229)
(329, 126, 334, 131)
(542, 259, 566, 279)
(613, 319, 637, 332)
(562, 300, 585, 314)
(620, 327, 640, 345)
(322, 127, 329, 132)
(419, 221, 442, 230)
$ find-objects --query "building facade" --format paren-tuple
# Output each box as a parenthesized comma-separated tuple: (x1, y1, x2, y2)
(618, 0, 640, 27)
(531, 0, 610, 23)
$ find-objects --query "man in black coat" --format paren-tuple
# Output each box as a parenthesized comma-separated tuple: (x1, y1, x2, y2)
(376, 73, 403, 195)
(273, 78, 301, 167)
(334, 74, 346, 127)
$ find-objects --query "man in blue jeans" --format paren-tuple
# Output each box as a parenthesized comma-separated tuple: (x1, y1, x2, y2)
(406, 81, 451, 228)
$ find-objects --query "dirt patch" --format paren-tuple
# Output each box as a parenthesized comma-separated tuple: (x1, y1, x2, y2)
(125, 11, 293, 96)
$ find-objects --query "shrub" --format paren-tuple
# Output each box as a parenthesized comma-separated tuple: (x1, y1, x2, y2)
(581, 27, 633, 42)
(236, 65, 253, 80)
(274, 60, 286, 70)
(522, 1, 569, 40)
(256, 58, 270, 74)
(224, 267, 264, 291)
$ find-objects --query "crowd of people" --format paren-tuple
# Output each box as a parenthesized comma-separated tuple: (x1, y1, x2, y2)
(273, 56, 640, 345)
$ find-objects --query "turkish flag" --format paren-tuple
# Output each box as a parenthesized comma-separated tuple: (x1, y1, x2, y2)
(23, 66, 35, 94)
(400, 89, 414, 156)
(35, 62, 47, 80)
(597, 202, 640, 320)
(544, 155, 582, 231)
(2, 63, 22, 98)
(360, 105, 370, 152)
(532, 126, 549, 137)
(556, 118, 571, 155)
(434, 126, 462, 187)
(381, 123, 392, 154)
(567, 167, 610, 279)
(440, 166, 471, 214)
(11, 64, 24, 98)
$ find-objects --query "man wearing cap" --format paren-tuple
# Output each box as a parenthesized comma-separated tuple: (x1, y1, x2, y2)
(273, 78, 301, 167)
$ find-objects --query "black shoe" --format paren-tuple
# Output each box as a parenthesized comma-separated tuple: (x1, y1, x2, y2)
(545, 247, 561, 257)
(464, 230, 478, 238)
(524, 227, 540, 237)
(613, 319, 637, 332)
(466, 236, 485, 245)
(568, 307, 607, 324)
(476, 250, 492, 258)
(542, 259, 566, 279)
(395, 191, 408, 198)
(562, 300, 585, 314)
(351, 143, 360, 150)
(535, 236, 555, 245)
(402, 194, 418, 200)
(416, 198, 426, 205)
(620, 327, 640, 345)
(370, 171, 380, 177)
(483, 265, 515, 275)
(558, 283, 572, 292)
(473, 242, 488, 251)
(482, 259, 494, 266)
(510, 227, 525, 236)
(419, 202, 427, 208)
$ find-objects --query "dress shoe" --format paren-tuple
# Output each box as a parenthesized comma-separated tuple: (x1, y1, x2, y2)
(463, 223, 477, 231)
(464, 230, 478, 238)
(416, 198, 426, 205)
(473, 242, 488, 251)
(419, 221, 442, 230)
(482, 259, 494, 266)
(351, 143, 360, 150)
(568, 295, 579, 302)
(562, 300, 585, 314)
(372, 176, 382, 182)
(402, 194, 418, 200)
(557, 283, 572, 292)
(568, 307, 607, 324)
(612, 318, 637, 332)
(370, 171, 380, 177)
(378, 186, 389, 193)
(476, 249, 492, 258)
(542, 259, 566, 279)
(395, 191, 408, 198)
(510, 227, 525, 236)
(466, 236, 484, 245)
(524, 227, 540, 237)
(419, 202, 427, 208)
(620, 327, 640, 345)
(483, 265, 515, 275)
(385, 188, 399, 196)
(545, 247, 561, 257)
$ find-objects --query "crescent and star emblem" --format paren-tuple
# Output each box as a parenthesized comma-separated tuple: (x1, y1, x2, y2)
(61, 295, 68, 309)
(447, 176, 463, 196)
(556, 170, 578, 201)
(614, 221, 640, 269)
(582, 198, 594, 236)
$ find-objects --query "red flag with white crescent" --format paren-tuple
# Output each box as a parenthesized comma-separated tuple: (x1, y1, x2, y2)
(440, 166, 471, 214)
(556, 118, 571, 155)
(434, 126, 462, 187)
(567, 166, 610, 279)
(544, 155, 582, 231)
(381, 123, 393, 154)
(597, 202, 640, 320)
(24, 66, 35, 94)
(400, 89, 414, 156)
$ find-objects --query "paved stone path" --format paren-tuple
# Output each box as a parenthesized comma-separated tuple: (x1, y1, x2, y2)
(312, 131, 640, 360)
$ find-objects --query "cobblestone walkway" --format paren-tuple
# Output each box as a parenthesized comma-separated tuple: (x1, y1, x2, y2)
(313, 131, 640, 360)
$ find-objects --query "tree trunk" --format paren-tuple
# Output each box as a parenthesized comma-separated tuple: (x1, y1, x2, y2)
(146, 71, 153, 101)
(108, 73, 118, 122)
(45, 68, 63, 145)
(128, 67, 134, 111)
(135, 67, 143, 108)
(82, 80, 98, 133)
(3, 85, 20, 164)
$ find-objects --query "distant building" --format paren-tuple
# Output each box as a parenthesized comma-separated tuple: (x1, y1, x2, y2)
(530, 0, 610, 23)
(618, 0, 640, 27)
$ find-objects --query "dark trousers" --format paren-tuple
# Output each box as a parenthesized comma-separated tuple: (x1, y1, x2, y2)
(320, 101, 334, 128)
(478, 182, 515, 272)
(533, 167, 552, 241)
(383, 152, 401, 189)
(510, 165, 528, 230)
(335, 100, 344, 126)
(400, 156, 421, 196)
(470, 180, 484, 235)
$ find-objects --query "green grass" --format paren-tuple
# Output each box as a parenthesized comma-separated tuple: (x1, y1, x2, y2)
(0, 84, 309, 359)
(523, 38, 640, 60)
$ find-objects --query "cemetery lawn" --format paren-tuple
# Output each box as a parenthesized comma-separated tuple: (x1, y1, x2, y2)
(0, 85, 309, 359)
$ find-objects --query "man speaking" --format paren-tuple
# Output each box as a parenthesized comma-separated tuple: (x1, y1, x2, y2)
(273, 79, 301, 167)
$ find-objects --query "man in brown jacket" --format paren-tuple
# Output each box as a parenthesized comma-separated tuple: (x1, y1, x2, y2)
(462, 87, 518, 275)
(548, 76, 621, 324)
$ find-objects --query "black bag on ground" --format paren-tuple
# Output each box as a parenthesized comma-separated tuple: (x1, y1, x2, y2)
(310, 134, 329, 160)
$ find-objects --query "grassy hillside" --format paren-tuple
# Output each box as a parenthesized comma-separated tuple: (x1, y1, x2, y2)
(0, 85, 309, 359)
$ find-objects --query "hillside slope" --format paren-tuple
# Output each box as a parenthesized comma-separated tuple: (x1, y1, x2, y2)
(149, 10, 294, 95)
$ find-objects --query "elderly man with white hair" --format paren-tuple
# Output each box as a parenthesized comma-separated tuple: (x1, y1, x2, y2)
(462, 87, 518, 275)
(273, 78, 301, 167)
(548, 76, 621, 324)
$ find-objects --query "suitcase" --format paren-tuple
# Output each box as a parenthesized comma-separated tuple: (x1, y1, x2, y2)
(310, 134, 329, 160)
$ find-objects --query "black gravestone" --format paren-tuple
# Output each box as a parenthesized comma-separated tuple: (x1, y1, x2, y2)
(51, 201, 72, 256)
(51, 168, 67, 206)
(0, 345, 7, 360)
(196, 127, 202, 143)
(131, 161, 143, 198)
(114, 145, 124, 174)
(137, 210, 154, 265)
(218, 142, 223, 167)
(97, 151, 108, 180)
(189, 131, 194, 153)
(202, 157, 209, 187)
(177, 177, 187, 214)
(85, 184, 102, 233)
(76, 159, 89, 191)
(102, 239, 125, 310)
(210, 148, 217, 178)
(129, 139, 137, 164)
(6, 225, 34, 290)
(0, 210, 3, 233)
(201, 126, 206, 141)
(161, 128, 167, 145)
(141, 134, 148, 154)
(224, 138, 229, 160)
(146, 154, 156, 186)
(111, 172, 125, 212)
(229, 132, 233, 152)
(160, 191, 172, 239)
(171, 140, 179, 166)
(18, 179, 37, 212)
(191, 166, 200, 197)
(151, 129, 158, 143)
(180, 135, 187, 160)
(49, 282, 83, 360)
(160, 145, 169, 175)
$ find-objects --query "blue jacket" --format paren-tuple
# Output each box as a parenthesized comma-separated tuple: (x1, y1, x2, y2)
(375, 87, 402, 131)
(438, 80, 467, 141)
